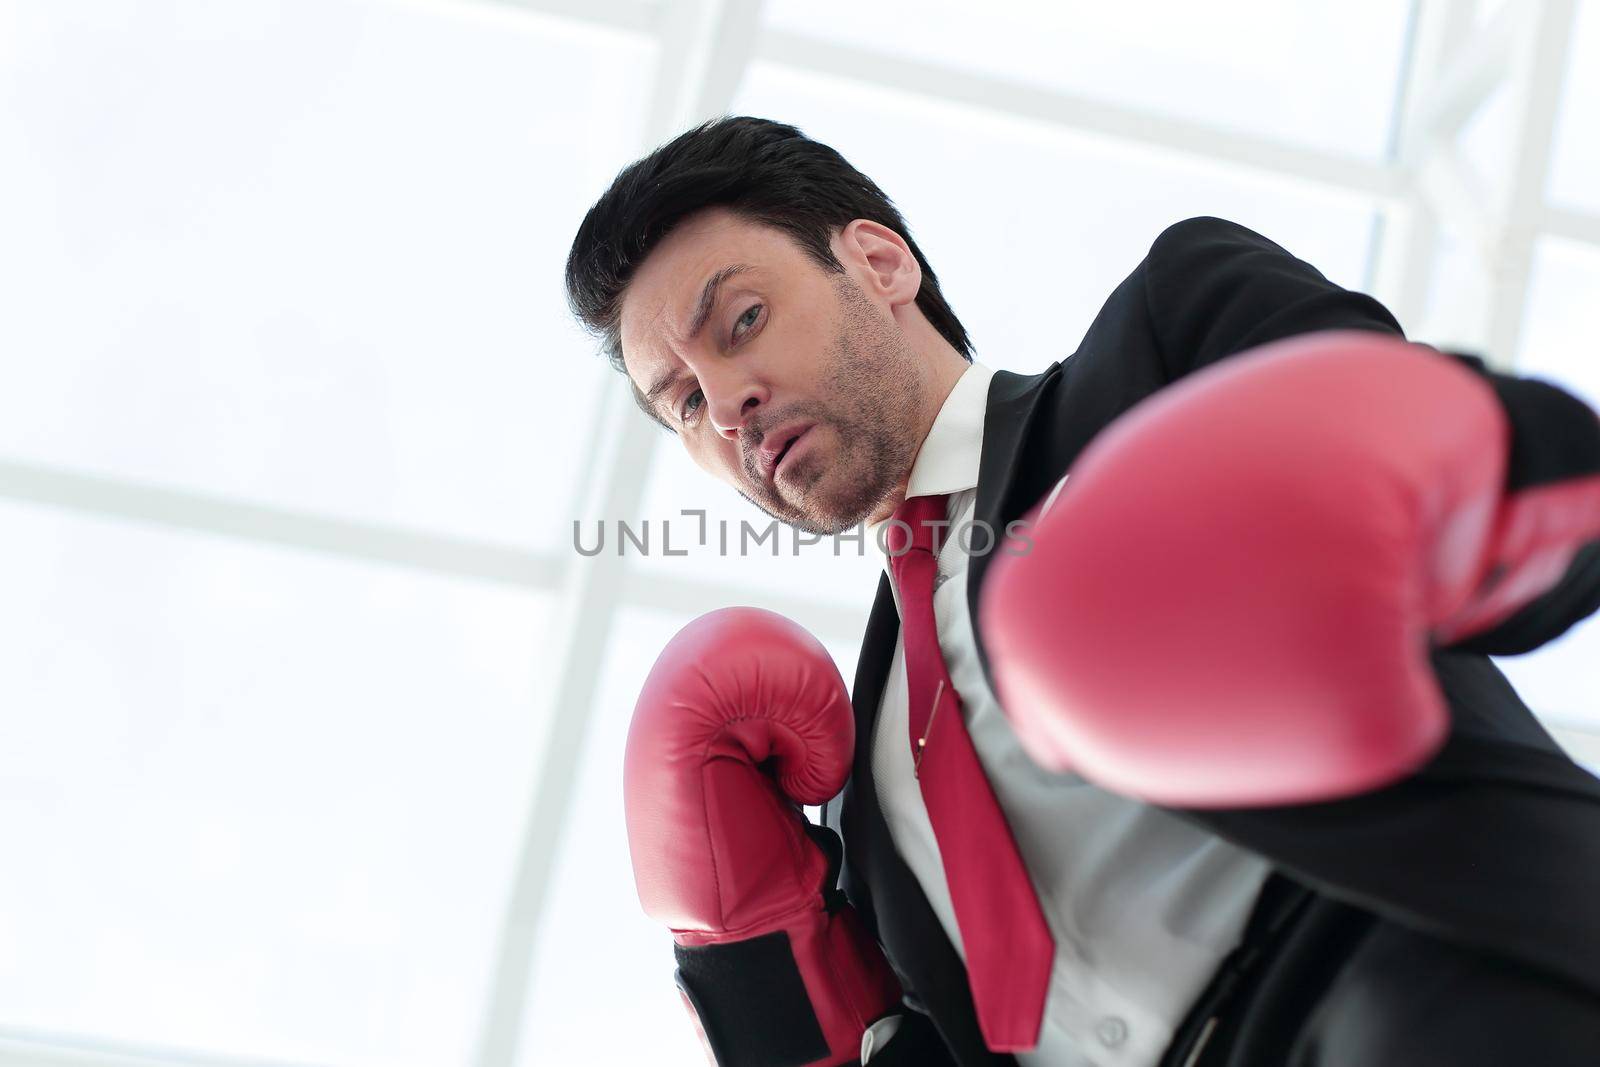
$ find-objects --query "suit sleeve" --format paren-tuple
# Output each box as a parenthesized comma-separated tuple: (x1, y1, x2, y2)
(1142, 215, 1403, 381)
(1141, 215, 1600, 654)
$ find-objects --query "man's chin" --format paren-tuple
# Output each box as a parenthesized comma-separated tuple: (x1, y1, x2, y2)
(745, 485, 859, 538)
(746, 452, 894, 536)
(787, 482, 891, 537)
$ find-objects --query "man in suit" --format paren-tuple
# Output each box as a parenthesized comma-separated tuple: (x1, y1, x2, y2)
(567, 116, 1600, 1065)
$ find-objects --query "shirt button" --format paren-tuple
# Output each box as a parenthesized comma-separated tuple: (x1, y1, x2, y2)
(1096, 1015, 1129, 1048)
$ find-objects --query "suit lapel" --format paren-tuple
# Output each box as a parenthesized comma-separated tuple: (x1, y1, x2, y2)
(848, 573, 900, 808)
(967, 365, 1065, 690)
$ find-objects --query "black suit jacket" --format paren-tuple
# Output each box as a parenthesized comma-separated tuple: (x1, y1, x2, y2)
(824, 217, 1600, 1066)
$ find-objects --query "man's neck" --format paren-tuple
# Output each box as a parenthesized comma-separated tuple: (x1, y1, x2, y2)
(867, 345, 974, 525)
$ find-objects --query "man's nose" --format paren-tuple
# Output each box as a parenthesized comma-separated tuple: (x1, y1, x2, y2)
(707, 376, 769, 440)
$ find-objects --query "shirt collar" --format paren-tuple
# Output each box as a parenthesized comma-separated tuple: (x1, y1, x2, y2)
(867, 360, 995, 546)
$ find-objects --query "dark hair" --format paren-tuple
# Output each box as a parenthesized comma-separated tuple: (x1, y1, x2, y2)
(564, 116, 972, 421)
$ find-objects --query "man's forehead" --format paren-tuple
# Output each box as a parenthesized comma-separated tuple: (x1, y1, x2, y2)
(619, 213, 781, 372)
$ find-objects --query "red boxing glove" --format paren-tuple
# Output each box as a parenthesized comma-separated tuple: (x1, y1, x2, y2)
(625, 607, 902, 1066)
(981, 331, 1600, 807)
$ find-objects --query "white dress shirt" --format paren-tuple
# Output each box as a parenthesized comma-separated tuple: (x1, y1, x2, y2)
(865, 362, 1272, 1067)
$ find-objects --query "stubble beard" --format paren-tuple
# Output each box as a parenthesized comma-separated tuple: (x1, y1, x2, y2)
(742, 279, 925, 537)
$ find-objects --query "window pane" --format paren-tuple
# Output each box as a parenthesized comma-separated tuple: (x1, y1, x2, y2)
(1548, 0, 1600, 213)
(1519, 238, 1600, 410)
(736, 62, 1379, 376)
(0, 0, 652, 552)
(763, 0, 1411, 161)
(0, 500, 553, 1065)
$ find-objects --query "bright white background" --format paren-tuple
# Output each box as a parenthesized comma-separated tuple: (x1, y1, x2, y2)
(0, 2, 1595, 1066)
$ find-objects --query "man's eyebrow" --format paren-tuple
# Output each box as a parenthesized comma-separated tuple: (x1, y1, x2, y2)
(637, 264, 754, 425)
(685, 263, 753, 341)
(642, 365, 687, 421)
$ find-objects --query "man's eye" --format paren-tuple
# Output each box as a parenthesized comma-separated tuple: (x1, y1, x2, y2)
(732, 303, 764, 342)
(680, 388, 704, 423)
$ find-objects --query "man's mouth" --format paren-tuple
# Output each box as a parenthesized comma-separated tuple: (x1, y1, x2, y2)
(774, 430, 805, 471)
(759, 422, 815, 486)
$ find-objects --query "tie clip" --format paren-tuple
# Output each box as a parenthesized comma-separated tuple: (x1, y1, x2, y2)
(913, 678, 946, 780)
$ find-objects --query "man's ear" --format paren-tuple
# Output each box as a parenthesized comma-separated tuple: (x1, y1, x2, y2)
(834, 219, 922, 308)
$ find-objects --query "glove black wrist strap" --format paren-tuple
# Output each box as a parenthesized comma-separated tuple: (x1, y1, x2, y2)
(675, 931, 832, 1067)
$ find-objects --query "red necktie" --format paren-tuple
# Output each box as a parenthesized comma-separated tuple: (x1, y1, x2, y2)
(886, 493, 1055, 1052)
